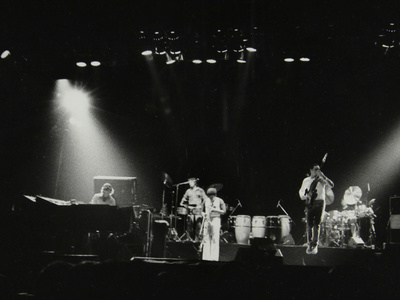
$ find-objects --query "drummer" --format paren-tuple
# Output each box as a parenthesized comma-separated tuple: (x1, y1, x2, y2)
(180, 177, 207, 241)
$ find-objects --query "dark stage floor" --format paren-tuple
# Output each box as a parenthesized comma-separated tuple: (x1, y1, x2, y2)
(1, 240, 400, 299)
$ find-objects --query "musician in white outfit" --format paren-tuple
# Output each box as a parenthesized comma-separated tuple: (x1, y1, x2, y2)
(299, 163, 334, 255)
(201, 188, 226, 261)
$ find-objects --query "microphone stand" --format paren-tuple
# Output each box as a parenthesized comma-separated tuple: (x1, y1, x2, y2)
(277, 201, 295, 226)
(230, 199, 242, 216)
(166, 181, 189, 242)
(160, 179, 167, 220)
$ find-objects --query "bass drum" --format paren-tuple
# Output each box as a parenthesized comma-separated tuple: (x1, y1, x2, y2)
(235, 215, 251, 245)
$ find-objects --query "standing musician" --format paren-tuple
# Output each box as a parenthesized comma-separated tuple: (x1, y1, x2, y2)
(201, 188, 226, 261)
(299, 163, 334, 254)
(180, 178, 207, 241)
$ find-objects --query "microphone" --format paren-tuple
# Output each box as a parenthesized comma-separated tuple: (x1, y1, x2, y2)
(173, 181, 189, 186)
(237, 199, 242, 207)
(276, 200, 281, 208)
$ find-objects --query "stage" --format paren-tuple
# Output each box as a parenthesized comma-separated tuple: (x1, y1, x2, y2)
(28, 243, 400, 299)
(165, 241, 381, 267)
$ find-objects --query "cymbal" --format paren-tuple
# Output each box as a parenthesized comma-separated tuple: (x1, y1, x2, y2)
(208, 183, 223, 191)
(161, 172, 174, 186)
(343, 186, 362, 205)
(325, 187, 334, 205)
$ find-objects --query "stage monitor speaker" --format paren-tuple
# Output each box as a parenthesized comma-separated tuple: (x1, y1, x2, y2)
(235, 238, 282, 265)
(348, 237, 365, 248)
(151, 220, 169, 258)
(94, 176, 137, 208)
(389, 196, 400, 243)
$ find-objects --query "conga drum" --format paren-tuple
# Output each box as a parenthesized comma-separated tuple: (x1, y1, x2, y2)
(252, 216, 266, 238)
(279, 215, 291, 238)
(266, 216, 281, 242)
(235, 215, 251, 244)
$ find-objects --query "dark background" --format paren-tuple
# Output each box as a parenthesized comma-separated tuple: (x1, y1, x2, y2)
(1, 0, 400, 245)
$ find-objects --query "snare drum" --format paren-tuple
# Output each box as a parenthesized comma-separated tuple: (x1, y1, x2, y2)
(176, 207, 188, 215)
(252, 216, 266, 238)
(235, 215, 251, 244)
(342, 210, 357, 225)
(191, 207, 203, 215)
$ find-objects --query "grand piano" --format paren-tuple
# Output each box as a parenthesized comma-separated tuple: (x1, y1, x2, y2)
(15, 195, 139, 255)
(28, 195, 134, 233)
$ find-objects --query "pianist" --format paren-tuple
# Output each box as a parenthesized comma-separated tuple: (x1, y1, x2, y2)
(90, 183, 116, 206)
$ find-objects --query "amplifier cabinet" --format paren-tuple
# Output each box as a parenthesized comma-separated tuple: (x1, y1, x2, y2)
(389, 196, 400, 243)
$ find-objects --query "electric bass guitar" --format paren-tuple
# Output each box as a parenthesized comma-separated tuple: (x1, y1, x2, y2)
(304, 153, 328, 209)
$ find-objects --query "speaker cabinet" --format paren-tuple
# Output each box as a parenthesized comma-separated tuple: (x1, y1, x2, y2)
(94, 176, 137, 207)
(348, 237, 365, 248)
(389, 196, 400, 243)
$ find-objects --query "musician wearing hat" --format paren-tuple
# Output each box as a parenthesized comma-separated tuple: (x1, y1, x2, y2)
(201, 187, 226, 261)
(90, 183, 116, 206)
(299, 163, 334, 255)
(180, 178, 207, 241)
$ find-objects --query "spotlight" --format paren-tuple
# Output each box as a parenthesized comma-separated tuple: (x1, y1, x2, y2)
(141, 50, 153, 56)
(1, 50, 11, 59)
(76, 62, 87, 67)
(246, 47, 257, 53)
(206, 59, 217, 64)
(284, 58, 295, 62)
(299, 57, 310, 62)
(90, 61, 101, 67)
(192, 59, 202, 64)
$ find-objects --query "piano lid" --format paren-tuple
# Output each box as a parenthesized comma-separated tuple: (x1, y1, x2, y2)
(36, 195, 72, 206)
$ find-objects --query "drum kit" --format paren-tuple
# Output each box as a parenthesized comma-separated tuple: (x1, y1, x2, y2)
(160, 172, 230, 242)
(319, 186, 376, 248)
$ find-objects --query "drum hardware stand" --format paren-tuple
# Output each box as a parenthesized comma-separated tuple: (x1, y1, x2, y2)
(142, 209, 153, 257)
(179, 211, 195, 242)
(166, 214, 181, 242)
(166, 181, 187, 241)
